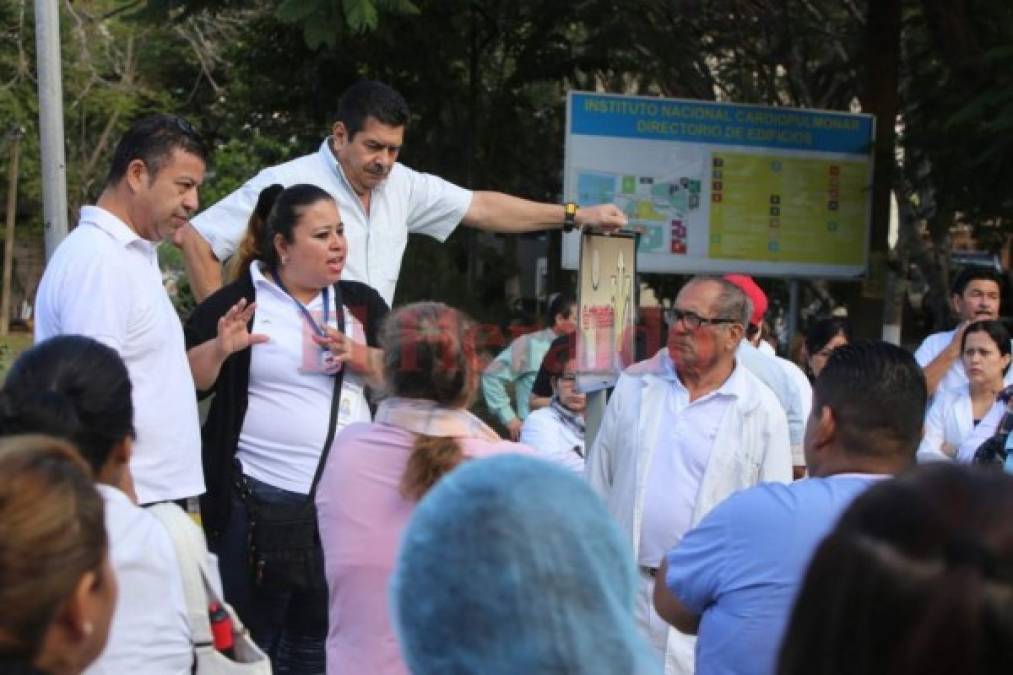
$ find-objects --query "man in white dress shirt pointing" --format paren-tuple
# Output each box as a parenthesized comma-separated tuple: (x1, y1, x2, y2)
(181, 80, 627, 306)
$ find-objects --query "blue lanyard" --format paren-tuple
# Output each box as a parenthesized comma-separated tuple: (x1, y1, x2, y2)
(270, 270, 330, 340)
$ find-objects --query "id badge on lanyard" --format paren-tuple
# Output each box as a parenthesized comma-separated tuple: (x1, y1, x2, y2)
(305, 304, 364, 430)
(272, 271, 339, 376)
(334, 306, 365, 429)
(316, 306, 342, 375)
(272, 273, 365, 429)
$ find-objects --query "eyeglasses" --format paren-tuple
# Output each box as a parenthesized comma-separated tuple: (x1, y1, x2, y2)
(665, 307, 740, 330)
(558, 373, 577, 383)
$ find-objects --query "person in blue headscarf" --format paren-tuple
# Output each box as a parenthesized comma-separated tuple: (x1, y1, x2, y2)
(390, 454, 658, 675)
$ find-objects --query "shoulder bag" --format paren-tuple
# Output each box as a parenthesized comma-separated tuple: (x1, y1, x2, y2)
(149, 503, 272, 674)
(241, 280, 345, 593)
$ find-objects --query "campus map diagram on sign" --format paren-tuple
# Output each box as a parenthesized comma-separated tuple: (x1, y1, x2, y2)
(576, 170, 706, 257)
(563, 92, 875, 278)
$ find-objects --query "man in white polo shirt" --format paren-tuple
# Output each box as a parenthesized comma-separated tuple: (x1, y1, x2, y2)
(586, 275, 792, 675)
(915, 267, 1013, 395)
(180, 80, 627, 305)
(35, 114, 210, 505)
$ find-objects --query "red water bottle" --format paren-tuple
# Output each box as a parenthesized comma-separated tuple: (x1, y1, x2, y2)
(208, 601, 236, 659)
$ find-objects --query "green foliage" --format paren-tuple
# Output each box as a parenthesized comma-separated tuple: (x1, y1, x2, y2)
(899, 1, 1013, 227)
(1, 0, 222, 227)
(11, 0, 1013, 333)
(275, 0, 336, 49)
(157, 0, 419, 49)
(0, 333, 34, 383)
(394, 233, 518, 324)
(272, 0, 419, 47)
(277, 0, 420, 47)
(201, 134, 302, 206)
(0, 0, 43, 232)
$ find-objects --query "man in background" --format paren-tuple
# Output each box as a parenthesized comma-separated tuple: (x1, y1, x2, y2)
(915, 267, 1011, 395)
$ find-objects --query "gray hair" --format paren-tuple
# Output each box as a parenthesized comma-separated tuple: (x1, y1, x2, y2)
(683, 276, 752, 327)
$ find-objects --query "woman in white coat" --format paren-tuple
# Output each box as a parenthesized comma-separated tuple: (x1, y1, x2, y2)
(917, 320, 1010, 462)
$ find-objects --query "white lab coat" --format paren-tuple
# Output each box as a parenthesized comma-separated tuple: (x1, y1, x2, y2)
(917, 385, 975, 463)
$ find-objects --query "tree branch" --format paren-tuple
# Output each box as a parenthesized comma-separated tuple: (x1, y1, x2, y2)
(97, 0, 146, 22)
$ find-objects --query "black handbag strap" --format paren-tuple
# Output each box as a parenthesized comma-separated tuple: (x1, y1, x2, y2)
(307, 281, 346, 502)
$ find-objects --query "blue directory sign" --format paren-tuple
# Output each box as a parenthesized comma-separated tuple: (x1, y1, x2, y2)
(563, 91, 876, 278)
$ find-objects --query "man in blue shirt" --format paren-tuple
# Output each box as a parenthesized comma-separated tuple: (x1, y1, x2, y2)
(653, 341, 927, 675)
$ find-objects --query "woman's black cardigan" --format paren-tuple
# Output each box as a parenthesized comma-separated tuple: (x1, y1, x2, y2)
(183, 274, 389, 542)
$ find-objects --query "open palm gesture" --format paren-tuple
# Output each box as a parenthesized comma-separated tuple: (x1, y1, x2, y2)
(215, 298, 268, 358)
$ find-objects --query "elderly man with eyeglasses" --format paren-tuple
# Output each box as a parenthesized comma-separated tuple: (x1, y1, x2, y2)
(586, 275, 792, 675)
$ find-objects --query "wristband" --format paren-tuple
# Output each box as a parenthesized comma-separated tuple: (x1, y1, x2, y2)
(563, 202, 578, 232)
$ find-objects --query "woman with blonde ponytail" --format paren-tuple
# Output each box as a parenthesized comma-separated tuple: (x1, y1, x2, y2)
(315, 301, 532, 675)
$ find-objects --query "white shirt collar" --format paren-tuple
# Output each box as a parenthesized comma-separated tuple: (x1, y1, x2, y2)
(825, 472, 891, 481)
(318, 137, 387, 197)
(95, 482, 134, 505)
(80, 205, 145, 248)
(249, 260, 325, 308)
(663, 348, 748, 401)
(249, 259, 272, 288)
(249, 260, 291, 302)
(317, 138, 342, 182)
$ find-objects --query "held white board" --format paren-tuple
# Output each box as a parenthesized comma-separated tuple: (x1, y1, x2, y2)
(576, 230, 638, 393)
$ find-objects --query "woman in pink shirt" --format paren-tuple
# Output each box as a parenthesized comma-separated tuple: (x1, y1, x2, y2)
(315, 301, 530, 675)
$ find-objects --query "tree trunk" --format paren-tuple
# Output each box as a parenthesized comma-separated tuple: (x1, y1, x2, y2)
(846, 0, 902, 339)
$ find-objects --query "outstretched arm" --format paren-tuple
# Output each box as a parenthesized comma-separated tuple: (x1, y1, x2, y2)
(462, 191, 627, 234)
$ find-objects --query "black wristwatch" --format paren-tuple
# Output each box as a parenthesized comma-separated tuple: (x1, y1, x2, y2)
(563, 201, 578, 232)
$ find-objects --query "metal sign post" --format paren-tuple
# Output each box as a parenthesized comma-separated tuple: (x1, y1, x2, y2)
(34, 0, 69, 259)
(584, 389, 608, 450)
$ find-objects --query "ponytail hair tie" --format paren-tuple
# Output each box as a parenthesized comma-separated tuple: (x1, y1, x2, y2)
(255, 184, 285, 222)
